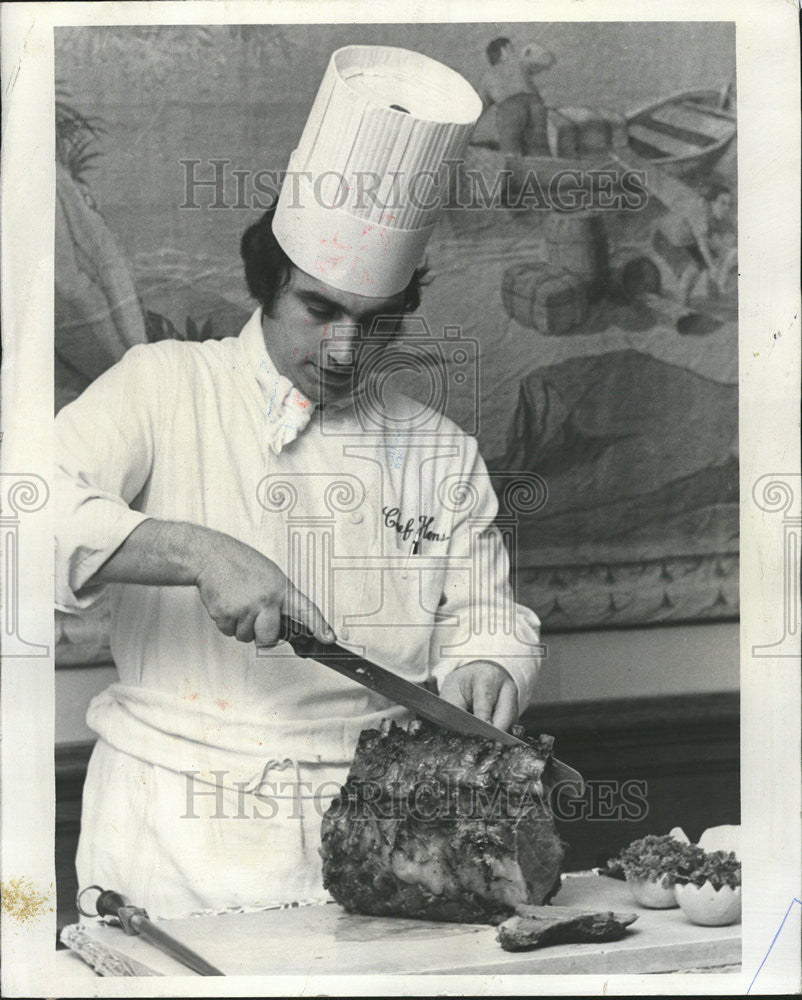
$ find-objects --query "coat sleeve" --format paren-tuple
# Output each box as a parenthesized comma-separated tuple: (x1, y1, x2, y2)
(429, 436, 543, 712)
(55, 343, 167, 612)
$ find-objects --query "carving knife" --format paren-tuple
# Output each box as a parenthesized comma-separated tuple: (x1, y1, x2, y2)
(279, 616, 584, 796)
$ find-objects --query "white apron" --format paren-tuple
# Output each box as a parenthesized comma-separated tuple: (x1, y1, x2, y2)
(78, 735, 349, 917)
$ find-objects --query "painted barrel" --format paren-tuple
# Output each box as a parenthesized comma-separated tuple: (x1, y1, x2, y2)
(545, 210, 609, 300)
(501, 261, 588, 335)
(607, 246, 663, 302)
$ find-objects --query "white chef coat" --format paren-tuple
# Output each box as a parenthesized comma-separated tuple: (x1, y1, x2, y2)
(56, 308, 542, 916)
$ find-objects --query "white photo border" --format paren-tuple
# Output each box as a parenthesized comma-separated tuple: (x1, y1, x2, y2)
(1, 0, 799, 995)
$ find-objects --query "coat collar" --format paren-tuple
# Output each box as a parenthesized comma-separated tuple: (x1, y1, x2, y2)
(240, 308, 316, 455)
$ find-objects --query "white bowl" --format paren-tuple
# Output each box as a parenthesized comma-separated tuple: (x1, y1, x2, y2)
(675, 881, 742, 926)
(698, 825, 741, 859)
(626, 875, 678, 909)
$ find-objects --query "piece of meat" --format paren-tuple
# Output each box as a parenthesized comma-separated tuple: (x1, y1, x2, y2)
(497, 904, 638, 951)
(319, 721, 564, 924)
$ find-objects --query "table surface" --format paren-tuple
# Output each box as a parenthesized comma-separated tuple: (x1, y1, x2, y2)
(59, 874, 741, 977)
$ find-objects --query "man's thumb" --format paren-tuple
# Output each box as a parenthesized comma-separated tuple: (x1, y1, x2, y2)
(285, 584, 336, 644)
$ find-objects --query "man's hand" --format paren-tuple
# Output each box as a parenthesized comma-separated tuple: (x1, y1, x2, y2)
(195, 533, 335, 647)
(438, 660, 519, 731)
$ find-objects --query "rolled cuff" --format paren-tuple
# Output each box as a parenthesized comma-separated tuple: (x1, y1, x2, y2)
(55, 503, 152, 612)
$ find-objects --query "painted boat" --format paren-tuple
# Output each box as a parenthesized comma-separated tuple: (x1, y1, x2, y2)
(625, 87, 736, 178)
(464, 86, 736, 189)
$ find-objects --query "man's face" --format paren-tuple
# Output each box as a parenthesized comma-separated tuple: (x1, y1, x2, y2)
(261, 267, 407, 406)
(501, 41, 516, 62)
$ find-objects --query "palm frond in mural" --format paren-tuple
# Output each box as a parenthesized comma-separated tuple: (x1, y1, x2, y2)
(55, 84, 106, 186)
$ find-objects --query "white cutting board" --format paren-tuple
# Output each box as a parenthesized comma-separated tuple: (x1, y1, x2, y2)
(61, 874, 740, 977)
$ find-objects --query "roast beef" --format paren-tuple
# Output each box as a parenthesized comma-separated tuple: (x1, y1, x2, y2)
(319, 720, 564, 924)
(497, 903, 638, 951)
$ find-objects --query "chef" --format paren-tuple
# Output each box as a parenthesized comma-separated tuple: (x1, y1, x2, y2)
(56, 46, 543, 919)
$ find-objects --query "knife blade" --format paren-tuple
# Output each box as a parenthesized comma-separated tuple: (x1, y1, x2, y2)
(279, 616, 584, 796)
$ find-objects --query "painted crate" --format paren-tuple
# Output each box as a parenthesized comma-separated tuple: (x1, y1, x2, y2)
(502, 262, 589, 334)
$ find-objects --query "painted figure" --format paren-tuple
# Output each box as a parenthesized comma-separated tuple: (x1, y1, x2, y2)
(479, 37, 555, 156)
(652, 180, 737, 304)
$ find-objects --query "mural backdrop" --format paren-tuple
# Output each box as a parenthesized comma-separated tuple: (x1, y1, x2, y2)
(54, 22, 738, 664)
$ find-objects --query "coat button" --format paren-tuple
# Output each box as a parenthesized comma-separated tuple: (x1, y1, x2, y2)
(349, 511, 364, 524)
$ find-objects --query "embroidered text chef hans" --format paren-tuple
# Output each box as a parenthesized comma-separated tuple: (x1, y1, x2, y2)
(55, 46, 543, 917)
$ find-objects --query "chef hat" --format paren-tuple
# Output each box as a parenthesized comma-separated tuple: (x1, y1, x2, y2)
(272, 46, 482, 297)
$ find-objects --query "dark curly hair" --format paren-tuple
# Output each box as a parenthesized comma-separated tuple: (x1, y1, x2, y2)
(486, 37, 512, 66)
(241, 206, 430, 316)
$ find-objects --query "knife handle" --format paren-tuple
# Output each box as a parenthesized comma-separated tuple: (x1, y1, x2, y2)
(279, 614, 352, 660)
(95, 889, 130, 918)
(279, 614, 319, 655)
(94, 888, 150, 935)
